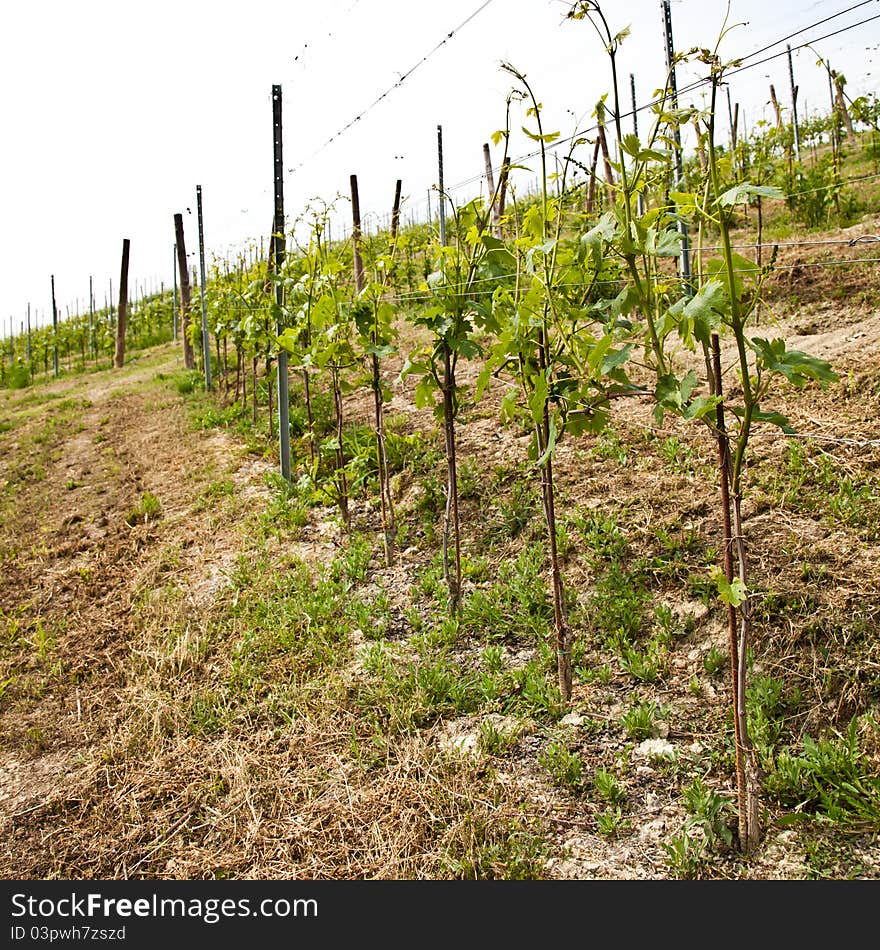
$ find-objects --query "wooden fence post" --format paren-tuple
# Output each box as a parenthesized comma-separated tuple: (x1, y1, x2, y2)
(113, 238, 130, 369)
(174, 214, 195, 370)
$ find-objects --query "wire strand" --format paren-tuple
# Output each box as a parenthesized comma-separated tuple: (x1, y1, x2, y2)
(288, 0, 498, 175)
(619, 417, 880, 449)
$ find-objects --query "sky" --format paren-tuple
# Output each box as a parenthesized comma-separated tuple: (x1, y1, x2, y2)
(1, 0, 878, 332)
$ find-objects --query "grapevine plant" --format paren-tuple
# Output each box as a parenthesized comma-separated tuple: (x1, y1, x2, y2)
(567, 0, 837, 850)
(401, 192, 513, 612)
(480, 63, 639, 702)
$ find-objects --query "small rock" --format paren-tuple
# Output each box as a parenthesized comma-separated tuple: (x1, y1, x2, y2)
(639, 817, 668, 841)
(635, 738, 676, 760)
(439, 732, 479, 757)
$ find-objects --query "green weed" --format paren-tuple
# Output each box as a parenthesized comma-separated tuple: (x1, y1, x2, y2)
(589, 563, 649, 647)
(126, 492, 161, 526)
(596, 806, 629, 837)
(622, 701, 659, 741)
(702, 644, 727, 677)
(593, 767, 625, 806)
(478, 718, 519, 757)
(681, 777, 736, 850)
(658, 435, 696, 475)
(571, 508, 628, 564)
(765, 718, 880, 825)
(539, 740, 584, 791)
(663, 830, 705, 879)
(620, 638, 668, 683)
(444, 816, 549, 880)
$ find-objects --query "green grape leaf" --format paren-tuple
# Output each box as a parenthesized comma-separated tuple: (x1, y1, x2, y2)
(749, 337, 838, 389)
(717, 183, 784, 208)
(710, 567, 747, 607)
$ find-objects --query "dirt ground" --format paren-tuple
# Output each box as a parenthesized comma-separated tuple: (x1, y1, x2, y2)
(0, 352, 277, 866)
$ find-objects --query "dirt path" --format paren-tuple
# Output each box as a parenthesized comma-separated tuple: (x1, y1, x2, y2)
(0, 348, 273, 851)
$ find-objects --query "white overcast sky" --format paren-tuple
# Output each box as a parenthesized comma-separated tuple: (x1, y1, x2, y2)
(1, 0, 878, 331)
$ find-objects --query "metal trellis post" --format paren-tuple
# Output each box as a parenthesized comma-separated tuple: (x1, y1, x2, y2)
(662, 0, 691, 292)
(272, 84, 291, 481)
(196, 185, 212, 390)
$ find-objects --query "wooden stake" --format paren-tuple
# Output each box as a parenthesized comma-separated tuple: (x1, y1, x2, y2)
(711, 333, 760, 853)
(787, 44, 801, 163)
(350, 174, 365, 293)
(390, 178, 402, 246)
(113, 238, 130, 368)
(597, 116, 615, 193)
(692, 116, 707, 172)
(495, 157, 510, 237)
(172, 244, 178, 342)
(769, 84, 783, 131)
(174, 215, 195, 369)
(586, 137, 601, 214)
(833, 71, 856, 144)
(483, 142, 496, 221)
(196, 184, 212, 390)
(51, 275, 59, 378)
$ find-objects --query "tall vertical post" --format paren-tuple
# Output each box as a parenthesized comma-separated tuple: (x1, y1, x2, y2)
(630, 72, 639, 139)
(769, 84, 783, 131)
(436, 122, 462, 611)
(787, 44, 801, 163)
(26, 304, 32, 363)
(114, 238, 130, 369)
(827, 61, 837, 148)
(51, 275, 59, 378)
(196, 185, 212, 390)
(172, 244, 178, 341)
(630, 72, 646, 217)
(832, 68, 856, 145)
(496, 157, 510, 235)
(437, 125, 447, 247)
(661, 0, 691, 291)
(174, 215, 195, 369)
(88, 275, 94, 361)
(390, 178, 402, 246)
(482, 141, 496, 223)
(727, 87, 735, 150)
(272, 84, 291, 482)
(350, 175, 365, 292)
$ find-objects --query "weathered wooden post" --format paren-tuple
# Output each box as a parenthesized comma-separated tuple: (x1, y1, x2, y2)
(113, 238, 130, 368)
(174, 214, 195, 370)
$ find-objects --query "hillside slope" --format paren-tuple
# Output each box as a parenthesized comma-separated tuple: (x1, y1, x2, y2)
(1, 214, 878, 881)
